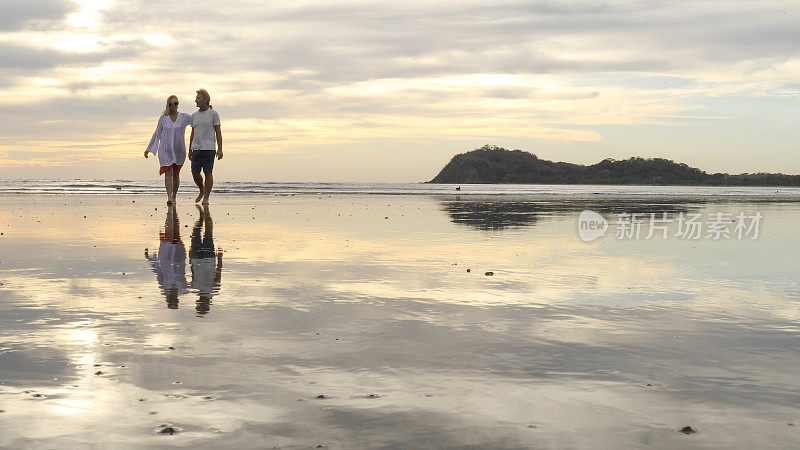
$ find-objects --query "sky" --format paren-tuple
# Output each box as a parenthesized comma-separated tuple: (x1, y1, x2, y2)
(0, 0, 799, 182)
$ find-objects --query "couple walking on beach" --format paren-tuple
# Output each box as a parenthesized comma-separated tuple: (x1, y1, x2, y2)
(144, 89, 223, 205)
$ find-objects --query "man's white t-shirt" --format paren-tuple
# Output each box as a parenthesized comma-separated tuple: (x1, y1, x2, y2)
(190, 109, 220, 151)
(191, 257, 217, 295)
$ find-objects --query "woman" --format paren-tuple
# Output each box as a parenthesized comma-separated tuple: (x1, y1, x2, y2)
(145, 204, 188, 309)
(144, 95, 192, 204)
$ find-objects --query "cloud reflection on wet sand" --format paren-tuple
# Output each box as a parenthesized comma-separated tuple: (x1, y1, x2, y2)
(1, 194, 800, 448)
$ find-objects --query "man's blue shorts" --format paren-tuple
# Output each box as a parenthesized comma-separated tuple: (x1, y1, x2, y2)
(190, 150, 216, 174)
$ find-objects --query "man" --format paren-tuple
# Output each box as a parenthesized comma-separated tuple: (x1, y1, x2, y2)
(189, 88, 223, 204)
(190, 204, 222, 315)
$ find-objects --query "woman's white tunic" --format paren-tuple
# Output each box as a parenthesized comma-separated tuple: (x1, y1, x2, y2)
(145, 113, 191, 167)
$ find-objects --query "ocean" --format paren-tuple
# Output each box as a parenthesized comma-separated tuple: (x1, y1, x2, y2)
(1, 178, 799, 198)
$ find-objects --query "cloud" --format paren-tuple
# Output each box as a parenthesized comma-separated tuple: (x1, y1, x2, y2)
(2, 0, 800, 178)
(94, 0, 800, 82)
(0, 39, 149, 71)
(0, 0, 75, 31)
(10, 1, 799, 92)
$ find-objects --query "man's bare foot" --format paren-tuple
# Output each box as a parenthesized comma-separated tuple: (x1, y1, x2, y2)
(195, 192, 203, 203)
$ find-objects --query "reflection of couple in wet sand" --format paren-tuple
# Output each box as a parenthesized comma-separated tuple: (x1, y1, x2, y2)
(145, 205, 223, 314)
(144, 89, 222, 205)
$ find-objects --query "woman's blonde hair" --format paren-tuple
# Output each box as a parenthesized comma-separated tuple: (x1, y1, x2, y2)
(162, 95, 178, 115)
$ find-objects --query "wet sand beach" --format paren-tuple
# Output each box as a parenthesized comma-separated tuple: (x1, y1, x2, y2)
(1, 191, 800, 448)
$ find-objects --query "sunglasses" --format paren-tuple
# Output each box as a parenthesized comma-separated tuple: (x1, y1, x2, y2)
(169, 102, 179, 106)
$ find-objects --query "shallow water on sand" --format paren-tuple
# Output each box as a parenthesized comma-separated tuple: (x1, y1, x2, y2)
(1, 193, 800, 448)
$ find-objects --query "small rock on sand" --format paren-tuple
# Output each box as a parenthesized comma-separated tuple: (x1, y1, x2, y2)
(315, 394, 328, 399)
(679, 426, 696, 434)
(94, 371, 104, 375)
(159, 426, 177, 435)
(485, 271, 494, 276)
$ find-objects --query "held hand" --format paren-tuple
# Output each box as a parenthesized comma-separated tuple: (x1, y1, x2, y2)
(217, 150, 223, 160)
(144, 150, 149, 158)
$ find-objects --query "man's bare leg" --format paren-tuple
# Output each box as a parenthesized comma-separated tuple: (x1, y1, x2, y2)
(202, 173, 213, 205)
(165, 168, 175, 205)
(193, 172, 204, 203)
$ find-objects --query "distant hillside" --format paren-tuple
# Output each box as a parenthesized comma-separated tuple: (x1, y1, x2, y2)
(429, 145, 800, 186)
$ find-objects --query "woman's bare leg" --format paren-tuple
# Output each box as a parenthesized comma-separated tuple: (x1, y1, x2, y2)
(164, 167, 175, 204)
(172, 169, 180, 202)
